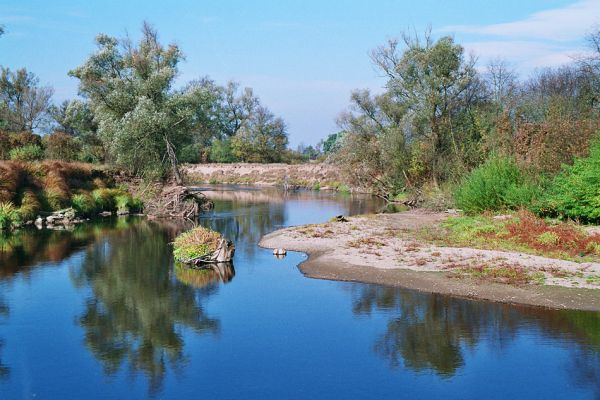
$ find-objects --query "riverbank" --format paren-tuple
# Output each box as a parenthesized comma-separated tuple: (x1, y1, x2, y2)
(183, 162, 361, 192)
(259, 210, 600, 311)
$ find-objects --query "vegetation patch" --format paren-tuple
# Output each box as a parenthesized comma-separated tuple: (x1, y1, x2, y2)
(0, 160, 141, 230)
(448, 262, 535, 286)
(425, 211, 600, 262)
(173, 226, 222, 262)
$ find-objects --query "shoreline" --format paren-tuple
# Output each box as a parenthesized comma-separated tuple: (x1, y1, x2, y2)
(259, 210, 600, 312)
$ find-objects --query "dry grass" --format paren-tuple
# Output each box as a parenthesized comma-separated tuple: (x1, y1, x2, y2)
(347, 237, 386, 248)
(0, 161, 129, 227)
(446, 261, 535, 286)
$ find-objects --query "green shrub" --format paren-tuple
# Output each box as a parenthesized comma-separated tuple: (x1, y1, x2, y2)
(0, 202, 21, 230)
(92, 188, 122, 211)
(9, 144, 44, 161)
(71, 193, 97, 216)
(130, 197, 143, 213)
(540, 134, 600, 222)
(455, 155, 542, 213)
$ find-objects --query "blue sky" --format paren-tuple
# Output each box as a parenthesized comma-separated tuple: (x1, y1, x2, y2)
(1, 0, 598, 146)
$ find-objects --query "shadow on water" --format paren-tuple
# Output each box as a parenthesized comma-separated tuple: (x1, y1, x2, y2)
(348, 284, 600, 395)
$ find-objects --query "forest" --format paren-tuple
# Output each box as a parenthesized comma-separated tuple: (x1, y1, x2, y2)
(1, 23, 600, 223)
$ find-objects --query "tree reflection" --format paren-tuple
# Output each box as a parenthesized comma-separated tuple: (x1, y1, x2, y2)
(0, 296, 8, 380)
(0, 219, 140, 281)
(70, 220, 219, 395)
(351, 285, 518, 376)
(349, 284, 600, 384)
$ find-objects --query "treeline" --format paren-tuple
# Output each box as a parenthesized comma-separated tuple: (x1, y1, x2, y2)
(324, 29, 600, 221)
(0, 23, 310, 183)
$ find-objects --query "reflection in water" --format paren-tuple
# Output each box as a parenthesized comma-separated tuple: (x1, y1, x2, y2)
(175, 262, 235, 288)
(349, 284, 600, 393)
(69, 220, 220, 394)
(0, 219, 137, 280)
(0, 295, 8, 380)
(1, 185, 599, 398)
(197, 186, 379, 255)
(350, 285, 517, 376)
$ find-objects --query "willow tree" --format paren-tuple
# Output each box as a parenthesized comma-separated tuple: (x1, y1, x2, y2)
(70, 23, 206, 183)
(369, 32, 483, 185)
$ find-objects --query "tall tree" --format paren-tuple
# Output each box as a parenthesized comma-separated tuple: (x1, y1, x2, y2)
(370, 32, 483, 184)
(70, 22, 210, 183)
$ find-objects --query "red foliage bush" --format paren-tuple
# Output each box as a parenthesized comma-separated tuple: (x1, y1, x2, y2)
(502, 211, 600, 256)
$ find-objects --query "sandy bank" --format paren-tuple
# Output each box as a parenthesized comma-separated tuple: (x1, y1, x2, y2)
(183, 162, 360, 191)
(259, 210, 600, 311)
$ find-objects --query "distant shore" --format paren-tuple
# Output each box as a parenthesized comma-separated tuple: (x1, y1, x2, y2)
(259, 210, 600, 311)
(183, 162, 365, 192)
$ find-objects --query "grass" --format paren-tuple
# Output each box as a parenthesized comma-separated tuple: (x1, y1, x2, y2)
(0, 161, 141, 227)
(71, 193, 97, 216)
(173, 226, 222, 262)
(421, 211, 600, 262)
(0, 202, 21, 230)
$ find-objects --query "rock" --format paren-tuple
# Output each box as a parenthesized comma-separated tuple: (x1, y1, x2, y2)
(445, 209, 461, 215)
(99, 211, 112, 217)
(493, 214, 513, 220)
(46, 216, 55, 224)
(273, 248, 287, 256)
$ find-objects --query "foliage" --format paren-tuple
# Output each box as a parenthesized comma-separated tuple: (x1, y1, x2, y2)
(70, 23, 199, 182)
(208, 138, 235, 163)
(43, 131, 82, 161)
(0, 67, 54, 132)
(71, 193, 97, 216)
(428, 212, 600, 262)
(173, 226, 222, 262)
(540, 134, 600, 222)
(230, 106, 288, 163)
(179, 143, 203, 164)
(322, 131, 345, 154)
(18, 189, 41, 220)
(454, 155, 542, 213)
(0, 202, 20, 230)
(9, 144, 44, 161)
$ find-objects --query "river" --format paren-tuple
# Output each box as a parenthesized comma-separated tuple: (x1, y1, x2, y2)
(0, 185, 598, 399)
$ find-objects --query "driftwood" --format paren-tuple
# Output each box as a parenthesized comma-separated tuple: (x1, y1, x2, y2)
(183, 238, 236, 265)
(145, 185, 214, 219)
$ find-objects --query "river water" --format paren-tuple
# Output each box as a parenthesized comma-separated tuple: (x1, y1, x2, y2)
(0, 185, 598, 399)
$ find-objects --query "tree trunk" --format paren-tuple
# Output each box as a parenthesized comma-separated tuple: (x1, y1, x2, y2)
(164, 135, 183, 185)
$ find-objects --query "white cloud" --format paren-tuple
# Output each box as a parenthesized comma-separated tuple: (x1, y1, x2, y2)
(440, 1, 600, 72)
(444, 0, 600, 41)
(464, 40, 584, 71)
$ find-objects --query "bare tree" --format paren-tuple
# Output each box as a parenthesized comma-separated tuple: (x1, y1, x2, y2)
(486, 58, 518, 111)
